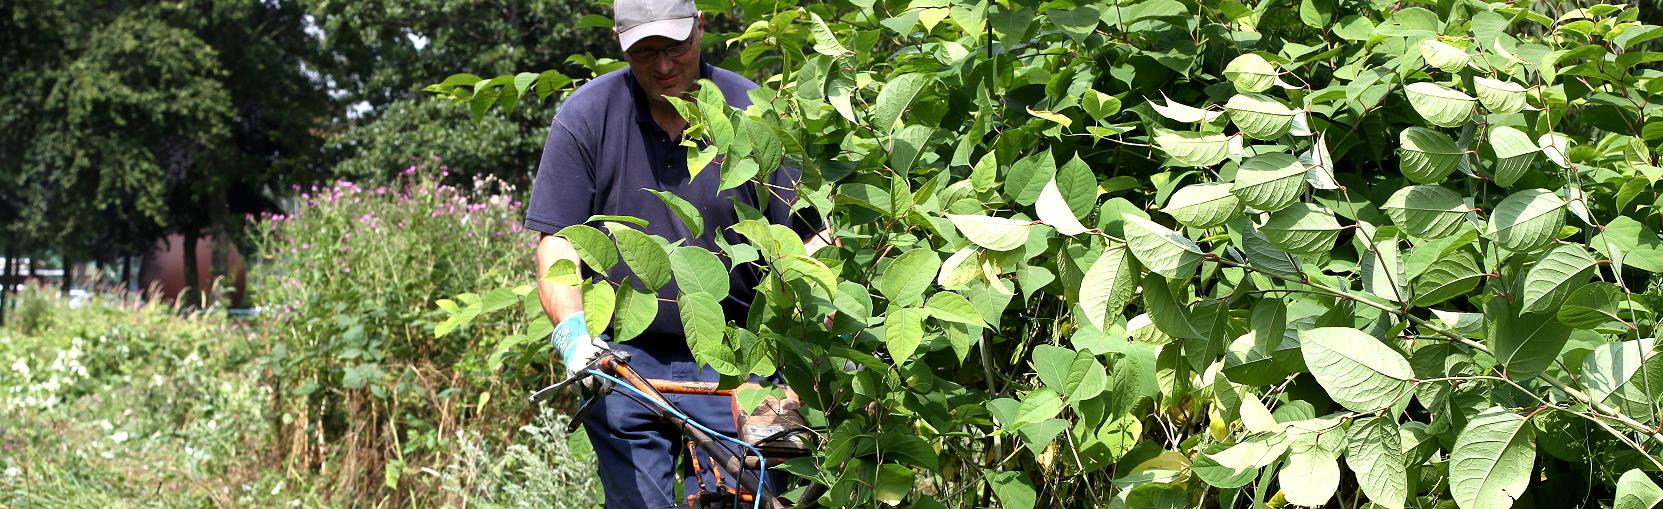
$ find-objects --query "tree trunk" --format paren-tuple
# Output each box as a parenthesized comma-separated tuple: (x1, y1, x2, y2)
(122, 254, 133, 293)
(60, 255, 71, 295)
(182, 231, 201, 308)
(1, 249, 11, 327)
(210, 189, 229, 307)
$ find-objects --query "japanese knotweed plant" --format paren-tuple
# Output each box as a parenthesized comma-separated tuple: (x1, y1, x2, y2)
(432, 0, 1663, 507)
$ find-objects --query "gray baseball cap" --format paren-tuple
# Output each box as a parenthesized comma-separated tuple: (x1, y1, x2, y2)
(614, 0, 698, 52)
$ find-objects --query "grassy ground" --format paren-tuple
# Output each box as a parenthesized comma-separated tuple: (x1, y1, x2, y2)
(0, 287, 600, 508)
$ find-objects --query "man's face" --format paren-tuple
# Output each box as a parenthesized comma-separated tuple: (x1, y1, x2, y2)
(625, 24, 702, 105)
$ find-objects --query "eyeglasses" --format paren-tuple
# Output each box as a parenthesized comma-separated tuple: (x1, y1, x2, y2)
(625, 38, 695, 63)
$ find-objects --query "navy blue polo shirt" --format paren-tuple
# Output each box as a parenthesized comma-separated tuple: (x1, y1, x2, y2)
(525, 61, 821, 347)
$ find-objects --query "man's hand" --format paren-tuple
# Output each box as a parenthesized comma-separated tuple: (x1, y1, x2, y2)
(551, 311, 610, 379)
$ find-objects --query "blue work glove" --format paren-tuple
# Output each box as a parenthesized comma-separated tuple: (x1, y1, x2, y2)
(551, 312, 609, 378)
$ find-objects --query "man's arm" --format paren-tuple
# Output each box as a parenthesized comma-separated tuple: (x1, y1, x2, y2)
(803, 226, 836, 255)
(535, 234, 584, 325)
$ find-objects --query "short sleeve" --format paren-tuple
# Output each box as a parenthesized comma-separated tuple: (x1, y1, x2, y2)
(764, 166, 825, 240)
(523, 119, 594, 234)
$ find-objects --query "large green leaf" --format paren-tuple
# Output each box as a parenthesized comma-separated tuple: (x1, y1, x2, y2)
(1412, 247, 1484, 307)
(1345, 417, 1409, 509)
(1582, 338, 1663, 423)
(606, 223, 672, 290)
(680, 291, 740, 375)
(1615, 468, 1663, 509)
(1280, 435, 1342, 507)
(1224, 53, 1278, 93)
(1079, 243, 1140, 332)
(1475, 76, 1529, 115)
(612, 285, 658, 343)
(872, 73, 929, 134)
(1033, 345, 1108, 403)
(925, 291, 987, 327)
(556, 224, 619, 272)
(948, 214, 1033, 251)
(1037, 177, 1089, 236)
(1558, 283, 1627, 329)
(1231, 153, 1307, 212)
(1299, 327, 1415, 412)
(1382, 185, 1468, 239)
(1486, 297, 1572, 382)
(1259, 203, 1343, 255)
(1486, 189, 1566, 252)
(1420, 39, 1471, 72)
(645, 189, 705, 237)
(1449, 408, 1535, 509)
(1226, 93, 1297, 140)
(1123, 215, 1204, 279)
(1004, 150, 1057, 207)
(878, 248, 942, 307)
(1399, 127, 1463, 184)
(1154, 131, 1232, 167)
(1488, 125, 1539, 187)
(1520, 244, 1596, 313)
(885, 307, 926, 364)
(1593, 216, 1663, 273)
(668, 246, 729, 297)
(1405, 81, 1476, 128)
(1166, 182, 1242, 228)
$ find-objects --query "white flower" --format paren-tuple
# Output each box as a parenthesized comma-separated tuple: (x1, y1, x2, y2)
(4, 466, 20, 478)
(9, 358, 27, 378)
(111, 431, 129, 443)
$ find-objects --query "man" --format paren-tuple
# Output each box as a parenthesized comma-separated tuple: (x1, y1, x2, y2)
(522, 0, 829, 506)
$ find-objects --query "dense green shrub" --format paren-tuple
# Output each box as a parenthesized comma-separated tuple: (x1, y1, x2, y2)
(250, 166, 555, 501)
(439, 0, 1663, 507)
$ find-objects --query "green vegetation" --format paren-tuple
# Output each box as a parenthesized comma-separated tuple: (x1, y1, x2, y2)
(438, 0, 1663, 507)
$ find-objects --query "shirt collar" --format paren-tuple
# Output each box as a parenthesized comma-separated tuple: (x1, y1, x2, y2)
(626, 59, 716, 127)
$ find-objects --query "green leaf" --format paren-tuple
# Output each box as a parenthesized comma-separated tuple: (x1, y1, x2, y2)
(872, 73, 930, 134)
(1488, 125, 1540, 187)
(1224, 53, 1279, 93)
(1083, 90, 1122, 121)
(885, 307, 926, 364)
(1486, 188, 1566, 252)
(1411, 247, 1484, 307)
(879, 248, 942, 307)
(606, 223, 672, 290)
(926, 291, 986, 327)
(1149, 93, 1223, 123)
(775, 254, 838, 292)
(1154, 131, 1232, 167)
(719, 157, 761, 191)
(1231, 153, 1308, 212)
(809, 13, 852, 56)
(681, 291, 740, 375)
(1280, 437, 1341, 507)
(877, 432, 939, 470)
(1259, 203, 1343, 255)
(1037, 177, 1089, 235)
(581, 280, 616, 338)
(1079, 243, 1140, 332)
(1123, 215, 1204, 280)
(948, 214, 1033, 251)
(1475, 76, 1529, 115)
(1558, 283, 1626, 329)
(1383, 185, 1469, 239)
(1142, 273, 1202, 340)
(1193, 442, 1261, 489)
(644, 189, 704, 238)
(556, 224, 619, 272)
(612, 285, 658, 342)
(669, 246, 729, 297)
(987, 471, 1036, 509)
(1486, 296, 1572, 382)
(1014, 388, 1065, 427)
(1399, 127, 1463, 184)
(1345, 417, 1409, 509)
(874, 464, 915, 506)
(1405, 81, 1476, 128)
(1449, 408, 1535, 509)
(1004, 150, 1058, 206)
(1299, 327, 1414, 412)
(1520, 244, 1596, 313)
(1615, 468, 1663, 509)
(1419, 39, 1471, 72)
(1166, 182, 1242, 228)
(1582, 338, 1663, 423)
(1593, 216, 1663, 273)
(1225, 93, 1297, 140)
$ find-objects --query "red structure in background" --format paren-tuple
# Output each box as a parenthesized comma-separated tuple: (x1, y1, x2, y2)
(141, 234, 248, 308)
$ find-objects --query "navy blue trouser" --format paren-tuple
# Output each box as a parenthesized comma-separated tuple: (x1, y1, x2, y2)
(583, 340, 748, 509)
